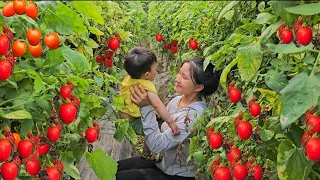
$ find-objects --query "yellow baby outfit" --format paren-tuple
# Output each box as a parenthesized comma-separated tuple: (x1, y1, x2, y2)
(119, 76, 157, 117)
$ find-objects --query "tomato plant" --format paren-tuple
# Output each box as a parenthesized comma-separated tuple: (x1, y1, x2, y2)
(0, 1, 147, 179)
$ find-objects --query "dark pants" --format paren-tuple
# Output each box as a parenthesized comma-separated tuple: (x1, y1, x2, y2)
(116, 157, 195, 180)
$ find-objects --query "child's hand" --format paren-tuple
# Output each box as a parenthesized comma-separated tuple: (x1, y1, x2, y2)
(169, 122, 180, 136)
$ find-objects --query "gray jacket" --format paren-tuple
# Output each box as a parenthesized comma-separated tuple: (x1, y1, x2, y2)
(140, 96, 207, 177)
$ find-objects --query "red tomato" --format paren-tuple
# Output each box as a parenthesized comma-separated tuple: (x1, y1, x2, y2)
(229, 88, 241, 103)
(18, 140, 33, 159)
(47, 127, 61, 142)
(28, 43, 42, 58)
(27, 28, 42, 46)
(12, 40, 27, 57)
(0, 139, 12, 162)
(86, 128, 98, 143)
(0, 60, 12, 81)
(25, 2, 38, 19)
(13, 0, 26, 15)
(280, 29, 293, 44)
(297, 27, 313, 46)
(1, 162, 18, 180)
(59, 103, 77, 124)
(214, 167, 232, 180)
(44, 32, 60, 50)
(209, 133, 223, 149)
(2, 2, 16, 17)
(0, 35, 10, 55)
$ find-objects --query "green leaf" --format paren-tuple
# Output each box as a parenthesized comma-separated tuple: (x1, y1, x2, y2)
(193, 150, 203, 165)
(206, 116, 230, 130)
(255, 12, 274, 24)
(113, 118, 129, 142)
(258, 1, 266, 12)
(260, 20, 282, 42)
(287, 124, 304, 147)
(36, 99, 51, 112)
(237, 45, 262, 81)
(85, 38, 99, 48)
(223, 9, 234, 21)
(86, 149, 117, 180)
(91, 107, 107, 119)
(42, 76, 58, 84)
(73, 16, 87, 36)
(277, 140, 313, 180)
(303, 56, 315, 64)
(189, 136, 200, 155)
(72, 1, 104, 25)
(125, 126, 138, 145)
(1, 110, 32, 119)
(280, 72, 320, 129)
(129, 118, 143, 135)
(20, 16, 39, 28)
(220, 58, 238, 92)
(257, 88, 277, 103)
(44, 2, 76, 35)
(88, 26, 104, 36)
(267, 43, 314, 54)
(270, 1, 299, 25)
(265, 70, 288, 93)
(20, 119, 34, 137)
(285, 3, 320, 15)
(112, 95, 125, 111)
(26, 69, 45, 94)
(61, 151, 80, 180)
(94, 76, 104, 87)
(44, 48, 64, 66)
(61, 45, 90, 74)
(218, 1, 239, 22)
(259, 129, 274, 141)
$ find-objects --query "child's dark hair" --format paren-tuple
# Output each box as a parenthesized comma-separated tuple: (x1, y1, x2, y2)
(182, 58, 221, 97)
(124, 47, 157, 79)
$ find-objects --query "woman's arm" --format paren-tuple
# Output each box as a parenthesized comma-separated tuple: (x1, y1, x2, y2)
(140, 105, 198, 153)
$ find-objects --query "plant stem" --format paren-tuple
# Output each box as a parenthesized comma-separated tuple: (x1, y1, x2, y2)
(0, 96, 21, 106)
(311, 51, 320, 75)
(312, 169, 320, 179)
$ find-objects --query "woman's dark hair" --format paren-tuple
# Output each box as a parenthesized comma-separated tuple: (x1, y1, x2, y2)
(182, 58, 221, 97)
(124, 47, 157, 79)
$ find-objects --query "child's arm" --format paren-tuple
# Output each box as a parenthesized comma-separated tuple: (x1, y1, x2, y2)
(147, 92, 172, 123)
(147, 92, 180, 135)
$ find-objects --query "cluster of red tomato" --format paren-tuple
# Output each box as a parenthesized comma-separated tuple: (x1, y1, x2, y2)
(2, 0, 37, 19)
(278, 17, 315, 46)
(95, 33, 121, 67)
(302, 107, 320, 163)
(206, 130, 263, 180)
(0, 127, 64, 180)
(204, 82, 264, 180)
(0, 0, 61, 82)
(228, 82, 261, 140)
(155, 33, 199, 54)
(59, 81, 100, 144)
(0, 80, 101, 180)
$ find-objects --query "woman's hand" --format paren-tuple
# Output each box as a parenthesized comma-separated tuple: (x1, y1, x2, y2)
(130, 84, 151, 107)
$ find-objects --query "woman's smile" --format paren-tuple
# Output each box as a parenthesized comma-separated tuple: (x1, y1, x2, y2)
(175, 82, 182, 88)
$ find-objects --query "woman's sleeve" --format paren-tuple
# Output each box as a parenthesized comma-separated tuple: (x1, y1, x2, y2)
(140, 105, 199, 153)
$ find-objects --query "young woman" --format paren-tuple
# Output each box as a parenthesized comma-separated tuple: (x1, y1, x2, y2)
(116, 58, 220, 180)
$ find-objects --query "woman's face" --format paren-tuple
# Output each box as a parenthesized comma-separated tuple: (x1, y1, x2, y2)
(174, 62, 202, 96)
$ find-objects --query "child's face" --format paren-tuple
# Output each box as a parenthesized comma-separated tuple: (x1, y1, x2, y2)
(146, 63, 158, 81)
